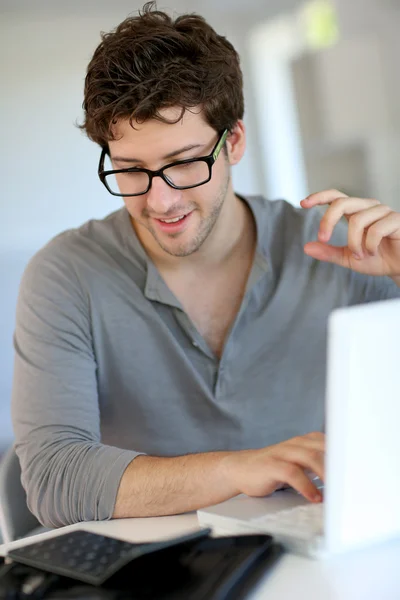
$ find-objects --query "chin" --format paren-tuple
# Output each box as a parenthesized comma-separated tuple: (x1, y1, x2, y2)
(161, 244, 199, 258)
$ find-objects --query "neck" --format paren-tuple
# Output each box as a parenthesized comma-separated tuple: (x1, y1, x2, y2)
(133, 187, 255, 272)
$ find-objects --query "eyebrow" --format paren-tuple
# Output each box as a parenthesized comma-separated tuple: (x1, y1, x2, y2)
(111, 143, 205, 164)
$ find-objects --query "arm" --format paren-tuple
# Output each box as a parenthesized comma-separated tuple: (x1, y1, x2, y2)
(113, 452, 234, 518)
(113, 433, 325, 518)
(12, 241, 139, 528)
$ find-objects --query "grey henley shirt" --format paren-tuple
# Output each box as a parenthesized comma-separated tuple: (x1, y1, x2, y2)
(11, 195, 400, 527)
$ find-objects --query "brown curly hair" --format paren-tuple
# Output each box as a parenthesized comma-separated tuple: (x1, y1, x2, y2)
(79, 1, 244, 148)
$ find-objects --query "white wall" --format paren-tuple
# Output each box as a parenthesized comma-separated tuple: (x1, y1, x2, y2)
(282, 0, 400, 209)
(329, 0, 400, 206)
(0, 8, 263, 448)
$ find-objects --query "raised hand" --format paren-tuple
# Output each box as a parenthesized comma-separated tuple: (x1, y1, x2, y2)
(301, 189, 400, 283)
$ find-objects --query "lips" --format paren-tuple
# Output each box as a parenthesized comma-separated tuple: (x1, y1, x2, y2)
(152, 211, 192, 234)
(158, 215, 187, 224)
(154, 212, 190, 222)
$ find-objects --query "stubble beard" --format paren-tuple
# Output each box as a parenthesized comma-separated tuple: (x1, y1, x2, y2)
(146, 172, 231, 258)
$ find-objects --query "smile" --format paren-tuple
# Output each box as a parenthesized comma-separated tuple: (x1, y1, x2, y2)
(159, 215, 187, 224)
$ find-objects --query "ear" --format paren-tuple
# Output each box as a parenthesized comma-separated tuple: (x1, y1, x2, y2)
(226, 120, 246, 166)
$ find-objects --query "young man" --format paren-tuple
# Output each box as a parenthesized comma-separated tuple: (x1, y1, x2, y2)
(12, 3, 400, 528)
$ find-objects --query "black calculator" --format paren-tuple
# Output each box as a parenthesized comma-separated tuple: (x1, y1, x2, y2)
(7, 528, 208, 586)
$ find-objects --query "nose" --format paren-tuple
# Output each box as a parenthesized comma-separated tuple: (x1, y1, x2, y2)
(146, 175, 181, 215)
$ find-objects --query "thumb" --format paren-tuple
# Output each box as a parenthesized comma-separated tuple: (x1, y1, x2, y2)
(304, 241, 347, 267)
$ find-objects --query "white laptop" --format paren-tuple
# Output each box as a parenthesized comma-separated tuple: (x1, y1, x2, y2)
(198, 298, 400, 558)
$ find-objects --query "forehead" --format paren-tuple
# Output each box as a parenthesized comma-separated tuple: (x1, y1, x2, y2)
(108, 107, 214, 155)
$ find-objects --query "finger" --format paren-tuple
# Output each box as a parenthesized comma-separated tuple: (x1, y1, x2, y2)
(278, 446, 325, 483)
(304, 241, 348, 268)
(347, 204, 392, 258)
(286, 433, 325, 453)
(318, 197, 380, 243)
(270, 459, 323, 503)
(292, 439, 325, 455)
(300, 189, 348, 209)
(303, 431, 325, 443)
(364, 212, 400, 256)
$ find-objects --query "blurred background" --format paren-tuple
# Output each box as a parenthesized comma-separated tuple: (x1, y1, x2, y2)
(1, 0, 400, 451)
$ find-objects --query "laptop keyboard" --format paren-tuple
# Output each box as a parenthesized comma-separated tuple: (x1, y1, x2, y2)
(251, 503, 324, 539)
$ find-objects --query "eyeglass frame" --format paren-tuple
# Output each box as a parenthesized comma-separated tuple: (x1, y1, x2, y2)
(97, 128, 229, 197)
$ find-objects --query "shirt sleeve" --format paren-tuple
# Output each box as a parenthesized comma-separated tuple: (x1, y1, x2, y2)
(11, 238, 140, 528)
(348, 270, 400, 304)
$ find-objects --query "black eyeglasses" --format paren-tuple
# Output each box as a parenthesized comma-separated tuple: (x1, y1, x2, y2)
(98, 129, 229, 197)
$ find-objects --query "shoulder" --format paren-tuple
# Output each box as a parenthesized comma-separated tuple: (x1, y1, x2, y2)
(245, 195, 348, 252)
(47, 207, 127, 261)
(20, 209, 128, 297)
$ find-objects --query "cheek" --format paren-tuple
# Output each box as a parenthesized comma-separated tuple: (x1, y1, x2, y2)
(194, 162, 227, 204)
(212, 156, 229, 188)
(123, 198, 146, 219)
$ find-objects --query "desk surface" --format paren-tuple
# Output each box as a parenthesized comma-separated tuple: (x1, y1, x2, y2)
(1, 512, 400, 600)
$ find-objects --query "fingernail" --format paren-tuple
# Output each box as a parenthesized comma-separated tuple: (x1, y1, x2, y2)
(313, 492, 322, 503)
(352, 252, 363, 260)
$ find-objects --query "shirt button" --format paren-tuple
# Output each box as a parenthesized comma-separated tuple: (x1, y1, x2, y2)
(192, 341, 199, 348)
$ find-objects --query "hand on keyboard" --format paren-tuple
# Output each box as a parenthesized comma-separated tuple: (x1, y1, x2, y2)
(223, 431, 325, 503)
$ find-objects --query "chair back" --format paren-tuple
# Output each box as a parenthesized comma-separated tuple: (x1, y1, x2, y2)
(0, 445, 41, 543)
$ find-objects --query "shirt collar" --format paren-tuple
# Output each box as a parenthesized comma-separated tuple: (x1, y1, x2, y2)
(120, 195, 270, 307)
(239, 194, 269, 291)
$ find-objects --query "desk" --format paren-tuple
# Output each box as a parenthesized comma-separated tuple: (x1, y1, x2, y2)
(1, 513, 400, 599)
